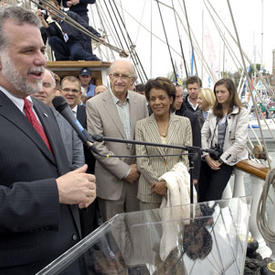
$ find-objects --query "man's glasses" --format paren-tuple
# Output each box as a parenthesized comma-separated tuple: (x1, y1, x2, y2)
(62, 88, 80, 93)
(110, 73, 132, 81)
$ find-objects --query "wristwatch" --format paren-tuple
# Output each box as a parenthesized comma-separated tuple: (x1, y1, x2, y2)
(218, 158, 224, 164)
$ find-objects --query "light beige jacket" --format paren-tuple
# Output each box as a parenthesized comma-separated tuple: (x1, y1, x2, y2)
(86, 90, 148, 200)
(135, 113, 192, 203)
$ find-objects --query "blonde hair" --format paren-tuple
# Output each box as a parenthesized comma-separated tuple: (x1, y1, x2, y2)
(199, 88, 216, 110)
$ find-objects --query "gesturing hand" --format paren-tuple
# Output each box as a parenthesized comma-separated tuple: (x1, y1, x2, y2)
(56, 164, 96, 208)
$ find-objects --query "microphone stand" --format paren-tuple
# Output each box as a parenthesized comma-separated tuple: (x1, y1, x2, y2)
(88, 134, 214, 204)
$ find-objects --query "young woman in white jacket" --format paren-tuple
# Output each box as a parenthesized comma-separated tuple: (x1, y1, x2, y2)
(198, 78, 248, 202)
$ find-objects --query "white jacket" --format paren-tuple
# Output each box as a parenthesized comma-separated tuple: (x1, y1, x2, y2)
(158, 162, 196, 261)
(201, 106, 248, 166)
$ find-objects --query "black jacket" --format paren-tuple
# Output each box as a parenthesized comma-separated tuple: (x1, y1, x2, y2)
(42, 10, 100, 43)
(59, 0, 96, 14)
(175, 108, 201, 181)
(0, 93, 82, 274)
(179, 95, 205, 129)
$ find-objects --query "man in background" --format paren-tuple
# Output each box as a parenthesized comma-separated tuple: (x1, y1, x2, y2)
(86, 59, 148, 221)
(0, 6, 95, 274)
(57, 0, 96, 23)
(174, 85, 201, 185)
(37, 0, 101, 61)
(61, 75, 98, 235)
(177, 76, 204, 128)
(135, 83, 145, 95)
(33, 69, 85, 170)
(79, 67, 96, 100)
(94, 84, 107, 97)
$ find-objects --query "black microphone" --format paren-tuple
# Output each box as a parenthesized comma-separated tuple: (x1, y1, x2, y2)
(52, 96, 97, 154)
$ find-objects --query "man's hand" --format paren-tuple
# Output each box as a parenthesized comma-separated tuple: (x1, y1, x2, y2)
(151, 180, 167, 196)
(124, 164, 140, 184)
(36, 9, 48, 28)
(68, 0, 80, 6)
(56, 164, 96, 208)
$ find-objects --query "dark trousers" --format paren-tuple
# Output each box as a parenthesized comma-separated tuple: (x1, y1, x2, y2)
(198, 160, 233, 202)
(48, 36, 98, 61)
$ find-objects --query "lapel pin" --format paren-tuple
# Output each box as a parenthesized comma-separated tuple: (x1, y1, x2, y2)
(43, 113, 48, 118)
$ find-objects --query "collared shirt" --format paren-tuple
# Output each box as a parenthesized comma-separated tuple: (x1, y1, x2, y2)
(110, 90, 131, 139)
(72, 105, 78, 117)
(0, 86, 40, 121)
(187, 96, 198, 111)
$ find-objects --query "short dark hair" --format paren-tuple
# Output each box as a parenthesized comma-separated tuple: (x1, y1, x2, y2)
(135, 83, 145, 93)
(0, 6, 41, 51)
(61, 75, 81, 91)
(145, 77, 176, 102)
(185, 76, 202, 88)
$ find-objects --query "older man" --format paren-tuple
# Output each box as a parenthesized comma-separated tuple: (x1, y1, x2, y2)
(0, 6, 95, 274)
(86, 59, 148, 221)
(32, 69, 84, 170)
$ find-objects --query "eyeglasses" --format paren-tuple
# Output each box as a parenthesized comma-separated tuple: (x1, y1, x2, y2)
(62, 88, 80, 93)
(110, 73, 132, 81)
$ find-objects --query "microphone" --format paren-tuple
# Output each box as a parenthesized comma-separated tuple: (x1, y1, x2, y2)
(52, 96, 97, 154)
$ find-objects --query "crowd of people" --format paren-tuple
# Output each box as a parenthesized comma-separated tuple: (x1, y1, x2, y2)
(0, 5, 249, 274)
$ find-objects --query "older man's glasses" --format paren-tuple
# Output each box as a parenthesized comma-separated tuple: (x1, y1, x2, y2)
(111, 73, 132, 80)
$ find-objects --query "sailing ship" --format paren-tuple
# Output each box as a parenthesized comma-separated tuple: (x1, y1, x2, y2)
(2, 0, 275, 274)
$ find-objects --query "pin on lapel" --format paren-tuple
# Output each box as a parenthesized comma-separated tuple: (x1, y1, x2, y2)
(43, 113, 48, 118)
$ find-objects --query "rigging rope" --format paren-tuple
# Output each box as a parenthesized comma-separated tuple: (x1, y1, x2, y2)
(257, 168, 275, 243)
(111, 0, 148, 83)
(226, 0, 271, 168)
(181, 0, 198, 76)
(30, 0, 128, 57)
(156, 0, 177, 82)
(171, 0, 189, 79)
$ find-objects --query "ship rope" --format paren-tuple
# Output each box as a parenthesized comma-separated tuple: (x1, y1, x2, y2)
(156, 0, 177, 82)
(257, 168, 275, 243)
(30, 0, 129, 57)
(110, 0, 148, 83)
(171, 0, 189, 78)
(226, 0, 271, 168)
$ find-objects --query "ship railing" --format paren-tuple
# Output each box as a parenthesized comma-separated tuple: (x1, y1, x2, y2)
(222, 159, 275, 260)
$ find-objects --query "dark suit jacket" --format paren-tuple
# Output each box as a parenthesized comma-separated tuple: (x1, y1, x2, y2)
(77, 104, 95, 174)
(176, 108, 201, 181)
(0, 92, 81, 274)
(76, 104, 98, 236)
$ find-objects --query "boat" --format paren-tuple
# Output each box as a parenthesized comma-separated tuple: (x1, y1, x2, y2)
(2, 0, 275, 274)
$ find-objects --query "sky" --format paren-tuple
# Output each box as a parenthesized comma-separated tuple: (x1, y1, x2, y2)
(92, 0, 275, 83)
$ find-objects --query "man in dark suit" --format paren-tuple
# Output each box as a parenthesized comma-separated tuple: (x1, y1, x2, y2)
(174, 85, 201, 185)
(61, 75, 99, 235)
(0, 6, 96, 274)
(37, 0, 101, 61)
(32, 69, 85, 170)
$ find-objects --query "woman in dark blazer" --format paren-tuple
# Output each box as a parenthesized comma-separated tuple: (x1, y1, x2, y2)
(135, 77, 192, 210)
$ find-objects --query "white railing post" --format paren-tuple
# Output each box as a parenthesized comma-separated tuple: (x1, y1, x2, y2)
(222, 168, 246, 200)
(233, 169, 246, 197)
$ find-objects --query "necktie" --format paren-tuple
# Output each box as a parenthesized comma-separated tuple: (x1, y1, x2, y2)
(24, 98, 52, 152)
